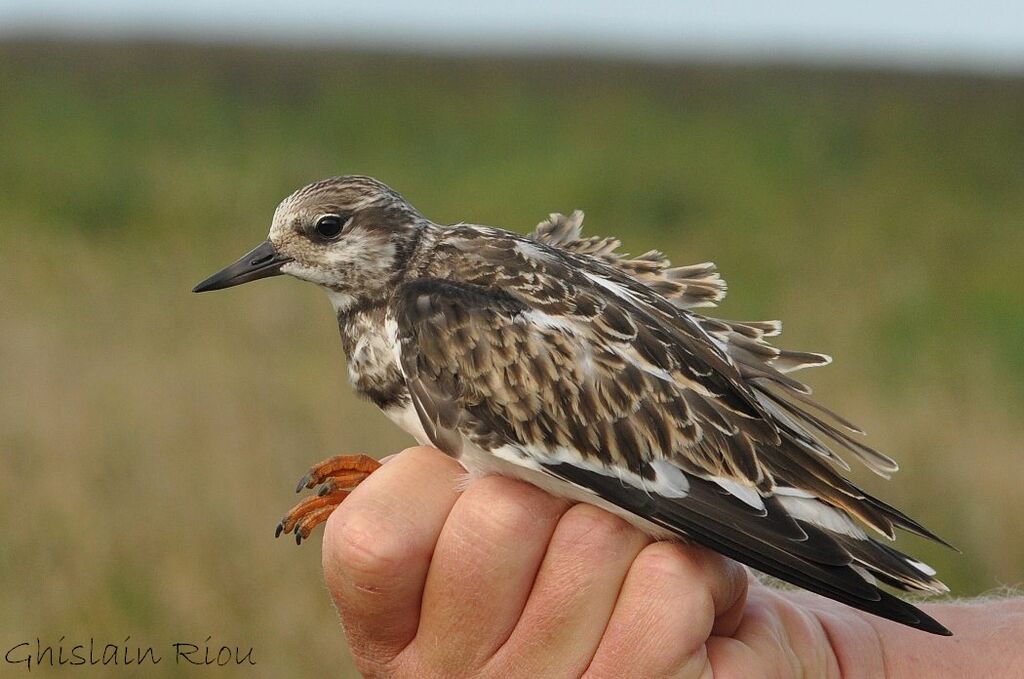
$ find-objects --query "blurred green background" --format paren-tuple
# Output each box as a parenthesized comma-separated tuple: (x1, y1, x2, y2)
(1, 39, 1022, 677)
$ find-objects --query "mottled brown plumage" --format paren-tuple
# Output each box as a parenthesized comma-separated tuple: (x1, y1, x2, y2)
(195, 175, 953, 635)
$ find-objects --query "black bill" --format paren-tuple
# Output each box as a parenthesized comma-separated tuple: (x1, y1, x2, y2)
(193, 240, 293, 293)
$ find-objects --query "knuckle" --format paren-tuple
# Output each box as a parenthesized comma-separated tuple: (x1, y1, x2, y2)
(325, 502, 410, 580)
(456, 475, 543, 535)
(632, 542, 700, 582)
(398, 445, 444, 462)
(631, 542, 717, 616)
(552, 503, 632, 552)
(393, 446, 460, 476)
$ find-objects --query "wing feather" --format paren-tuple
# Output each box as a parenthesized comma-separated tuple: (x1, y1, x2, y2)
(544, 462, 950, 635)
(531, 210, 727, 309)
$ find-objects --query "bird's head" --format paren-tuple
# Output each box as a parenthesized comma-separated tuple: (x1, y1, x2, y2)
(193, 176, 425, 312)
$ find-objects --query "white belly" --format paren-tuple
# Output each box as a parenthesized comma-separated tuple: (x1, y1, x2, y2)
(456, 438, 677, 540)
(381, 402, 432, 446)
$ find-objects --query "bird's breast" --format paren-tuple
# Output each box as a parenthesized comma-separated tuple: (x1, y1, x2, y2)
(339, 310, 409, 411)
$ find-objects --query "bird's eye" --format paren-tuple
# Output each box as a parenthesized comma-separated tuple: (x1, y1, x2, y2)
(314, 215, 346, 240)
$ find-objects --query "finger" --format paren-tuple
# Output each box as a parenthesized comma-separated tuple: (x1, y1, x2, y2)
(707, 583, 849, 678)
(414, 474, 571, 671)
(486, 503, 652, 677)
(321, 446, 464, 672)
(586, 542, 748, 678)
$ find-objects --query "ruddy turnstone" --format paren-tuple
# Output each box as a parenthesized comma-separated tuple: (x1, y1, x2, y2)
(194, 175, 952, 635)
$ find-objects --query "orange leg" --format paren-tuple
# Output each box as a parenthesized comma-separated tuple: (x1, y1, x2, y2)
(276, 454, 382, 544)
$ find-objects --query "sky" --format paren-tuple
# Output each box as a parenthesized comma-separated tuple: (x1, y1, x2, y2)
(2, 0, 1023, 73)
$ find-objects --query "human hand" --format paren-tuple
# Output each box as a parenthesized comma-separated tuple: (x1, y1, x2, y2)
(321, 447, 1021, 678)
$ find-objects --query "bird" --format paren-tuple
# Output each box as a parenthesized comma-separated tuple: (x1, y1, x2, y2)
(193, 175, 953, 635)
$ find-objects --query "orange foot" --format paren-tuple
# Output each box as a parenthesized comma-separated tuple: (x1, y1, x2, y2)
(276, 454, 382, 544)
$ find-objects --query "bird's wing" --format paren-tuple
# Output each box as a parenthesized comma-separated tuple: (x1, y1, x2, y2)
(392, 227, 950, 634)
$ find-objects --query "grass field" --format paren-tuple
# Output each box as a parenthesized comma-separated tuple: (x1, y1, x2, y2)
(1, 39, 1022, 677)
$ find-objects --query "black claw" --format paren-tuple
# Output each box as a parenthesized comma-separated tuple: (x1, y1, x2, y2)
(318, 484, 332, 497)
(275, 522, 284, 538)
(295, 474, 312, 494)
(295, 531, 303, 545)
